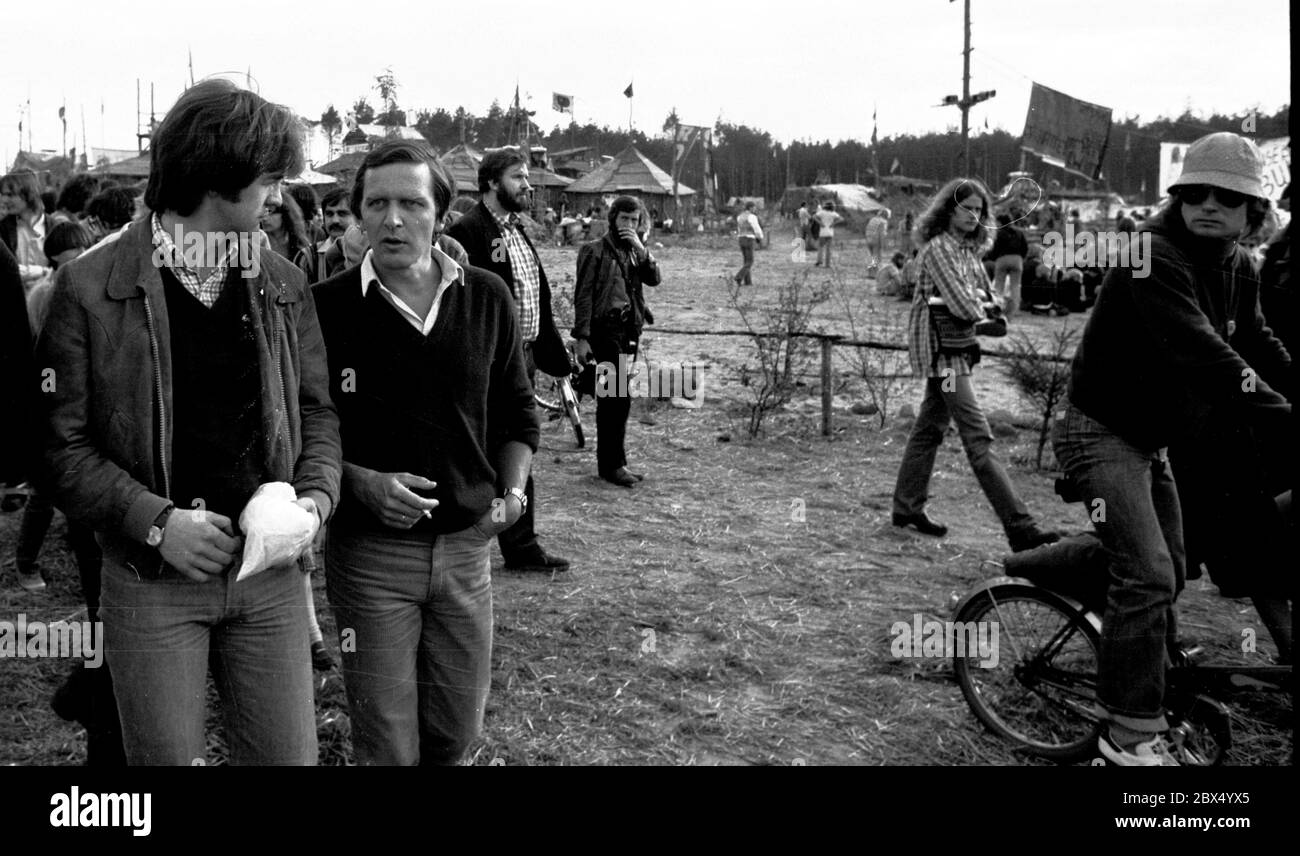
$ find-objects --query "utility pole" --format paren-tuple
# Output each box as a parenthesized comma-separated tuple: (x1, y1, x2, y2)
(961, 0, 970, 169)
(943, 0, 994, 174)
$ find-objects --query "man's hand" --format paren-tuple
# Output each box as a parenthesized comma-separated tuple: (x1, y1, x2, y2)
(292, 496, 323, 545)
(158, 510, 243, 582)
(619, 226, 647, 259)
(352, 469, 439, 529)
(473, 492, 524, 538)
(573, 339, 594, 366)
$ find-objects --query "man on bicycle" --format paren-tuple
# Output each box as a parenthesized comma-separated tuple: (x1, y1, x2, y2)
(1054, 132, 1290, 765)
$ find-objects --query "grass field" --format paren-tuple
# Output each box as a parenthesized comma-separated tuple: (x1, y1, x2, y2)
(1, 230, 1290, 765)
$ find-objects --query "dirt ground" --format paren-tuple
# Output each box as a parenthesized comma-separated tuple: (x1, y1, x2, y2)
(1, 229, 1289, 766)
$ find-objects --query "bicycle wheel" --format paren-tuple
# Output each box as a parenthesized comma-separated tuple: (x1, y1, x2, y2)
(534, 376, 564, 413)
(954, 581, 1104, 762)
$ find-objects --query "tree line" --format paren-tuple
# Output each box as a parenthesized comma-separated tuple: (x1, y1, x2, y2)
(320, 79, 1288, 205)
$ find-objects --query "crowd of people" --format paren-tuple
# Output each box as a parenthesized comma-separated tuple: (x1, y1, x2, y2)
(0, 73, 1291, 768)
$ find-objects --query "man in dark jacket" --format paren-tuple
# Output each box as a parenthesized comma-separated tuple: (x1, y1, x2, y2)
(38, 80, 341, 765)
(1054, 132, 1289, 765)
(446, 148, 571, 574)
(573, 197, 660, 486)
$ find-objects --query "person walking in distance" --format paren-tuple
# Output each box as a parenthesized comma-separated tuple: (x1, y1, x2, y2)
(813, 200, 843, 267)
(734, 201, 763, 286)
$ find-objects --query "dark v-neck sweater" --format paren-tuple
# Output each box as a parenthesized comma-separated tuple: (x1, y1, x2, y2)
(162, 268, 268, 522)
(312, 263, 539, 535)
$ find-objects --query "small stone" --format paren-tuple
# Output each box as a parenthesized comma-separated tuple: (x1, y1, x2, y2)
(897, 404, 916, 419)
(850, 402, 880, 416)
(717, 433, 731, 442)
(987, 408, 1015, 425)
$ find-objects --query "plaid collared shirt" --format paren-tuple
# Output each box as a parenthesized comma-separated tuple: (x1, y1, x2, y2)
(151, 213, 236, 308)
(907, 232, 989, 378)
(491, 210, 541, 342)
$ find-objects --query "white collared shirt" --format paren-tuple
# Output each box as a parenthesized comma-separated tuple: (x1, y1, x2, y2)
(360, 244, 465, 335)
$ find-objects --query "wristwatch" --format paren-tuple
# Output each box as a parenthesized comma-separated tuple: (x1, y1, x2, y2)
(146, 504, 175, 548)
(504, 487, 527, 513)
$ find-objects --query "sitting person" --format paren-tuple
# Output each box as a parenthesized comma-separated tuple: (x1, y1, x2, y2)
(876, 252, 907, 297)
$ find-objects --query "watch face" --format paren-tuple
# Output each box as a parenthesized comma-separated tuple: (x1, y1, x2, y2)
(147, 526, 163, 547)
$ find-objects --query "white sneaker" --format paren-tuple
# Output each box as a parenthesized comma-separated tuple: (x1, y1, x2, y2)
(1098, 731, 1180, 766)
(17, 569, 47, 593)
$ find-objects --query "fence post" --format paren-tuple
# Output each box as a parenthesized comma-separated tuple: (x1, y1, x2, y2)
(820, 334, 842, 436)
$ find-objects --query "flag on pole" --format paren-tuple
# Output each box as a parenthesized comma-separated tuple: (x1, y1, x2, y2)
(552, 93, 573, 114)
(871, 105, 878, 147)
(58, 105, 65, 120)
(890, 157, 901, 175)
(623, 82, 634, 98)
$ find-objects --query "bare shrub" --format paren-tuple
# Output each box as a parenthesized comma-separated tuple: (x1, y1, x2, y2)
(728, 270, 831, 438)
(997, 323, 1079, 470)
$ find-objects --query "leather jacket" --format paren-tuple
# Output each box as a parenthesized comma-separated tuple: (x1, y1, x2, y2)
(38, 217, 342, 578)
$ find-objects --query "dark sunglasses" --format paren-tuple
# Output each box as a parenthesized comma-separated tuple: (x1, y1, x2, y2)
(1173, 185, 1251, 208)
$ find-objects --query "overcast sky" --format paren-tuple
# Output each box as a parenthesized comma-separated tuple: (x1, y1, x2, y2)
(2, 0, 1291, 166)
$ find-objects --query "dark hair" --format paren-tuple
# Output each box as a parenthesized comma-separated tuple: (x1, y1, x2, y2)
(86, 187, 137, 230)
(41, 190, 57, 214)
(286, 183, 319, 222)
(996, 213, 1011, 227)
(0, 169, 44, 212)
(144, 79, 304, 216)
(320, 187, 350, 211)
(891, 251, 906, 266)
(351, 139, 452, 220)
(43, 220, 93, 264)
(607, 195, 642, 231)
(915, 177, 994, 251)
(57, 174, 103, 215)
(477, 147, 528, 195)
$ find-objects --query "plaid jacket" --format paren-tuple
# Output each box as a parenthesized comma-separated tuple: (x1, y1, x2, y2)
(907, 232, 989, 378)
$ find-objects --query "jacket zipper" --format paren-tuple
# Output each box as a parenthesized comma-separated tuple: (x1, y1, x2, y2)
(272, 300, 295, 481)
(142, 294, 171, 499)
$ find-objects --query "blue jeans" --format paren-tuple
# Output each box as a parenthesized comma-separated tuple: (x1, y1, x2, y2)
(893, 374, 1036, 537)
(99, 558, 317, 765)
(326, 525, 492, 766)
(1052, 403, 1185, 732)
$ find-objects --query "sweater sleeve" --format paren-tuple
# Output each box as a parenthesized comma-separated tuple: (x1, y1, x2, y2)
(1133, 241, 1289, 420)
(572, 243, 597, 339)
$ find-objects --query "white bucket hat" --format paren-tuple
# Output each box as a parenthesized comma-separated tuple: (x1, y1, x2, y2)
(1167, 132, 1266, 198)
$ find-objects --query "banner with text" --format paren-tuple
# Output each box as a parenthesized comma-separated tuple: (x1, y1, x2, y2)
(1021, 83, 1113, 181)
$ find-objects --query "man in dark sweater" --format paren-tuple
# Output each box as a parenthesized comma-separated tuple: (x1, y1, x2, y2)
(314, 140, 538, 765)
(446, 148, 572, 575)
(38, 80, 341, 765)
(1054, 132, 1289, 766)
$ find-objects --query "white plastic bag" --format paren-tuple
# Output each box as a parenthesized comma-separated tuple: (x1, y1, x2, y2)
(236, 482, 317, 582)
